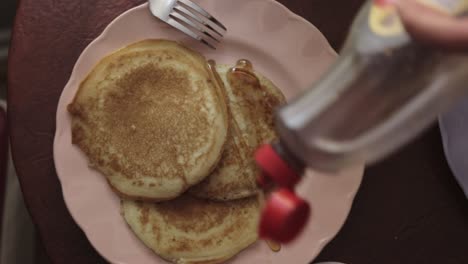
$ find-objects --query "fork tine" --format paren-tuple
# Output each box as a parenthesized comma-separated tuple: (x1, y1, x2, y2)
(167, 17, 217, 49)
(177, 0, 227, 32)
(169, 13, 219, 45)
(170, 12, 220, 43)
(174, 3, 226, 37)
(172, 7, 222, 41)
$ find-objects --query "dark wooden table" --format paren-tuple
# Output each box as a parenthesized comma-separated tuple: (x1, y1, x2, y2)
(8, 0, 468, 263)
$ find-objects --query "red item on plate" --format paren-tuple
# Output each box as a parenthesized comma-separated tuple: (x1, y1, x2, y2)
(259, 188, 311, 243)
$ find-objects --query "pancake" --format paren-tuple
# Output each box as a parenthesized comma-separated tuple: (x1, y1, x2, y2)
(121, 194, 260, 264)
(189, 61, 286, 201)
(68, 40, 229, 201)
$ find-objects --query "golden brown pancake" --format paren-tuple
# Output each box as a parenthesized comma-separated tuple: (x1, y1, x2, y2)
(189, 61, 286, 201)
(121, 194, 260, 264)
(68, 40, 229, 201)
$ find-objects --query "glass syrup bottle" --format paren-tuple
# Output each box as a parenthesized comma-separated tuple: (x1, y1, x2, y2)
(257, 0, 468, 244)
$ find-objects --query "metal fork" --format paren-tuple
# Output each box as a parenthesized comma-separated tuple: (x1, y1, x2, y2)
(148, 0, 227, 49)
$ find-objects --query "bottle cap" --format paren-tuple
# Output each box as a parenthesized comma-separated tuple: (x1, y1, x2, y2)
(258, 188, 311, 243)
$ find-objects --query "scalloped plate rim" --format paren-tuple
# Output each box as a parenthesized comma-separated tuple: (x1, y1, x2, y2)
(53, 2, 364, 264)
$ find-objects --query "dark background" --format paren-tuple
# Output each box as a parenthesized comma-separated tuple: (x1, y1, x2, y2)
(0, 0, 16, 27)
(0, 0, 17, 99)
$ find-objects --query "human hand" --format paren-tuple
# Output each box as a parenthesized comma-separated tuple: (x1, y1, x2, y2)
(394, 0, 468, 52)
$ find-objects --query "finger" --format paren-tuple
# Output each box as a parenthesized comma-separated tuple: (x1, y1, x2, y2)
(395, 0, 468, 52)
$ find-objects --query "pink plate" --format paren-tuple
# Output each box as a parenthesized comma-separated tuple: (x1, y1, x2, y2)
(54, 1, 364, 263)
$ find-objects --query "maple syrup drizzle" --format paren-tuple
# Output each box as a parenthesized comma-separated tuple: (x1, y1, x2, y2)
(266, 240, 282, 252)
(209, 60, 282, 253)
(227, 59, 261, 87)
(229, 62, 281, 254)
(236, 59, 254, 70)
(226, 58, 266, 131)
(207, 59, 230, 120)
(258, 193, 282, 253)
(207, 60, 226, 93)
(207, 59, 224, 87)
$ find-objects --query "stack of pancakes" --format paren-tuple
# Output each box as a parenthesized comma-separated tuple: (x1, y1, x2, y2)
(68, 40, 285, 264)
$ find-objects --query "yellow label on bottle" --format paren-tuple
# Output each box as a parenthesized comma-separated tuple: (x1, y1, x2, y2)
(417, 0, 468, 15)
(369, 3, 404, 37)
(370, 0, 468, 37)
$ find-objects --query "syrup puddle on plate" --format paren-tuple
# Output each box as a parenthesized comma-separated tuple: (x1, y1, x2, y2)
(266, 240, 282, 252)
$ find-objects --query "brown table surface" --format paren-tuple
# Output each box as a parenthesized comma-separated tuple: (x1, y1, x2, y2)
(7, 0, 468, 263)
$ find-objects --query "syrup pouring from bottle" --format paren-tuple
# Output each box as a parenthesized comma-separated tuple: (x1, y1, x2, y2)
(255, 0, 468, 243)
